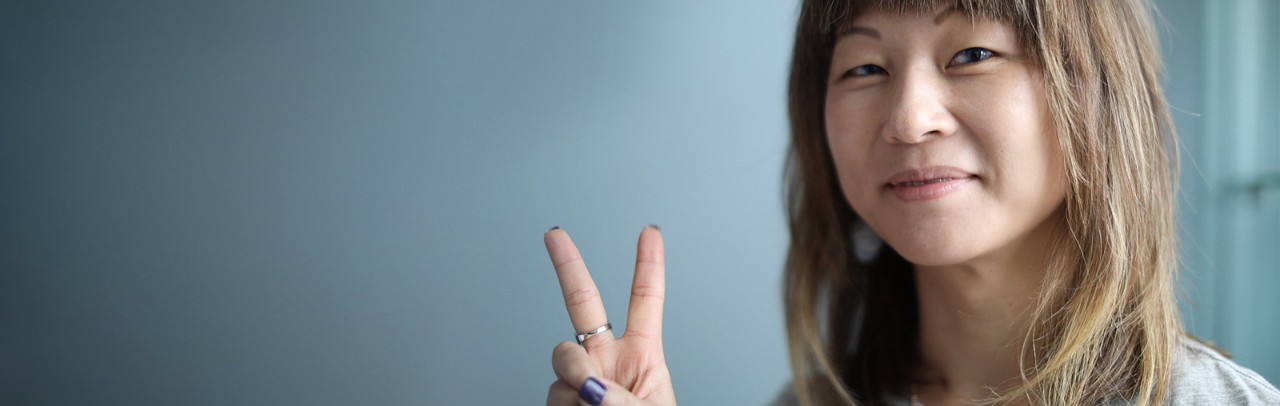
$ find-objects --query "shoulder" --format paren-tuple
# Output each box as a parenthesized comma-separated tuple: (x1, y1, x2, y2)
(769, 338, 1280, 405)
(768, 382, 909, 406)
(1165, 337, 1280, 405)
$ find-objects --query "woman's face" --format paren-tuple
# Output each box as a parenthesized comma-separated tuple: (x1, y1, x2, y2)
(824, 8, 1066, 267)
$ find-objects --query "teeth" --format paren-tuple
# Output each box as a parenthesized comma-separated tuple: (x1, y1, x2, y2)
(900, 178, 952, 186)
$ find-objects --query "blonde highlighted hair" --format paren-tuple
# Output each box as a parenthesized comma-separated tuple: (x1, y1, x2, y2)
(783, 0, 1181, 404)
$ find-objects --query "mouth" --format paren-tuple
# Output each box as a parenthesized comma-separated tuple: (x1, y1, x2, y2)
(891, 177, 965, 187)
(885, 167, 977, 202)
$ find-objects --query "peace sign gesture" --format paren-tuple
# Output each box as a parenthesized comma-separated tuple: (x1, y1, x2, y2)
(543, 226, 677, 406)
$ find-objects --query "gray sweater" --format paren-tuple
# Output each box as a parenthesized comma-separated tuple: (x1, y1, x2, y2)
(771, 338, 1280, 405)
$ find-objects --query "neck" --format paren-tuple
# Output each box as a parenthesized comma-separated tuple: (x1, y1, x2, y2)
(911, 223, 1056, 405)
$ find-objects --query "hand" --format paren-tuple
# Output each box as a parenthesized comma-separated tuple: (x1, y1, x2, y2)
(543, 226, 677, 406)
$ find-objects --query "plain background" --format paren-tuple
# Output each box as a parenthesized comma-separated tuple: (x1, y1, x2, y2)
(1, 1, 795, 404)
(1, 0, 1275, 405)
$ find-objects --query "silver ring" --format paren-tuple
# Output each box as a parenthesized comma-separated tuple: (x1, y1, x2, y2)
(575, 322, 612, 345)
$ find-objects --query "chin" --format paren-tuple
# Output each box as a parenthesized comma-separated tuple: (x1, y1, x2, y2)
(882, 235, 978, 267)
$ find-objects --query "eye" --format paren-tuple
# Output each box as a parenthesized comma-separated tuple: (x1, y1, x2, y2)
(843, 64, 887, 78)
(949, 47, 995, 66)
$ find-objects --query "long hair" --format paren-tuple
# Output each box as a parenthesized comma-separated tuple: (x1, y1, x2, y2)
(783, 0, 1182, 404)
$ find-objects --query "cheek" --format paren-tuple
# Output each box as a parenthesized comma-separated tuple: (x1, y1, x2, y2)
(995, 90, 1067, 212)
(824, 96, 853, 151)
(1039, 133, 1069, 209)
(1041, 128, 1067, 191)
(976, 75, 1061, 180)
(824, 100, 876, 205)
(1020, 88, 1065, 196)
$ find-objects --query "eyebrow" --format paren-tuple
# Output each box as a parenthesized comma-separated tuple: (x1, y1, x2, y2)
(932, 6, 959, 25)
(840, 6, 960, 40)
(845, 26, 880, 39)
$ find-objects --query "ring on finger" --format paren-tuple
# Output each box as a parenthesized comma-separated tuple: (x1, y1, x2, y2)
(575, 322, 612, 345)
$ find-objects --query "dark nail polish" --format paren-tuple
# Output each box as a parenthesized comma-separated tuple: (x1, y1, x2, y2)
(579, 376, 606, 405)
(647, 224, 660, 230)
(549, 226, 561, 232)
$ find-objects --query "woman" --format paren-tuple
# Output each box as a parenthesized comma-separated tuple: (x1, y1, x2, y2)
(542, 0, 1280, 405)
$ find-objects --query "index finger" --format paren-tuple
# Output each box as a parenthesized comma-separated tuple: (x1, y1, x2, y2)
(544, 228, 613, 346)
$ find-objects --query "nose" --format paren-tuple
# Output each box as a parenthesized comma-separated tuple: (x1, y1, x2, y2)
(881, 69, 959, 144)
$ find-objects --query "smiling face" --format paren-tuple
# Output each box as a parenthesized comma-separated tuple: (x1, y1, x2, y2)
(824, 8, 1067, 267)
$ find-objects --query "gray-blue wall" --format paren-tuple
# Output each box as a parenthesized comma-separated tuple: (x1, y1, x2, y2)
(1162, 0, 1280, 384)
(1, 1, 794, 404)
(3, 1, 1275, 405)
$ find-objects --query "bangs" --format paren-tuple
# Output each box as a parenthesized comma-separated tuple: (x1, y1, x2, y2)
(816, 0, 1034, 45)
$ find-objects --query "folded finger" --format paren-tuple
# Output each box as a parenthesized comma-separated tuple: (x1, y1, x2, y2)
(589, 376, 645, 406)
(546, 379, 579, 406)
(625, 225, 665, 339)
(551, 342, 623, 406)
(546, 376, 640, 406)
(551, 341, 600, 385)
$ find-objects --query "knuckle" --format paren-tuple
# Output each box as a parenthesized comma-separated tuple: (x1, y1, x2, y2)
(630, 284, 664, 301)
(624, 328, 659, 340)
(552, 253, 584, 271)
(553, 341, 578, 359)
(546, 380, 570, 405)
(562, 286, 600, 307)
(581, 335, 614, 352)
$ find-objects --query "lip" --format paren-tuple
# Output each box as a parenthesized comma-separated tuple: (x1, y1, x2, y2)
(885, 166, 977, 202)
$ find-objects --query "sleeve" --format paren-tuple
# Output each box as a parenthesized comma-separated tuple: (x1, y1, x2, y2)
(1166, 339, 1280, 405)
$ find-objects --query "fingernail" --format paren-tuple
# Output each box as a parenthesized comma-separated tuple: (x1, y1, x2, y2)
(579, 376, 606, 405)
(647, 224, 660, 230)
(548, 226, 561, 232)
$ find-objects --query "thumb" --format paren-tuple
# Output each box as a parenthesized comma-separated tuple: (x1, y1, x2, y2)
(579, 376, 647, 406)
